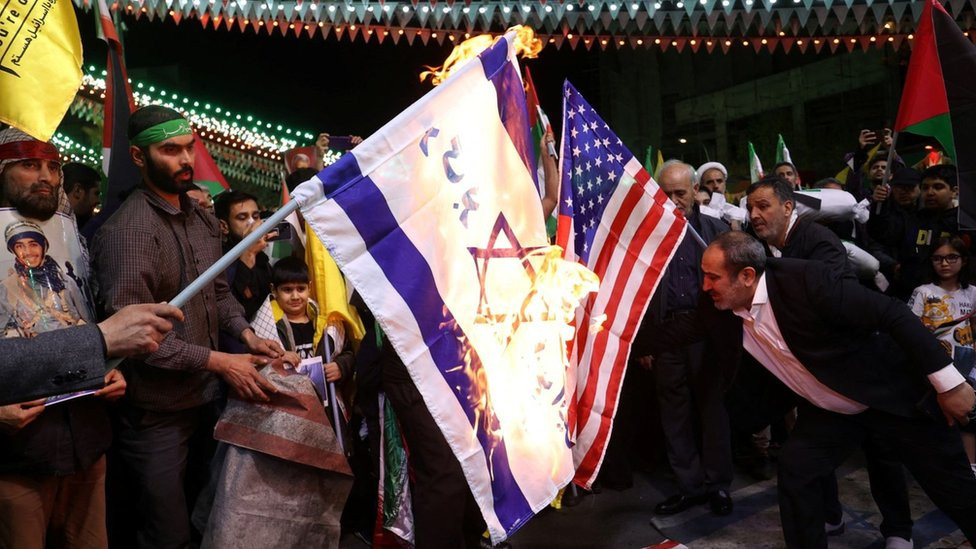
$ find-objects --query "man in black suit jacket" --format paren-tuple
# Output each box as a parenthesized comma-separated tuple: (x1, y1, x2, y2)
(695, 231, 976, 548)
(632, 160, 733, 516)
(746, 176, 913, 544)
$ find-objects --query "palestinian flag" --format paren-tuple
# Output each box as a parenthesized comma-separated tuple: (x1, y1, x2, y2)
(525, 66, 546, 195)
(525, 66, 558, 236)
(748, 141, 765, 183)
(192, 135, 230, 198)
(894, 0, 976, 227)
(83, 0, 140, 239)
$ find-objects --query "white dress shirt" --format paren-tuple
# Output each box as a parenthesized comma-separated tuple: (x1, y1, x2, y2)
(734, 275, 965, 415)
(766, 211, 798, 259)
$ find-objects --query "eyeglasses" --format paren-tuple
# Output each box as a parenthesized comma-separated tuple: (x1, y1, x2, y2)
(931, 254, 962, 264)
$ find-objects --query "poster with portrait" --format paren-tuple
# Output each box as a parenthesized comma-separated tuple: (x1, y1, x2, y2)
(0, 208, 95, 339)
(282, 146, 316, 174)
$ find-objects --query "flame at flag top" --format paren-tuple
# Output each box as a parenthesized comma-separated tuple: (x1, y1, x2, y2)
(292, 30, 595, 542)
(893, 0, 976, 228)
(556, 81, 687, 489)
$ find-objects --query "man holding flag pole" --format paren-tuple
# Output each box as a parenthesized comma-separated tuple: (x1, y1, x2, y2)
(92, 105, 284, 548)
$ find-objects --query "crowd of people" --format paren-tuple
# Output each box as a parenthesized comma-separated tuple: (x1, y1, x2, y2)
(0, 104, 974, 549)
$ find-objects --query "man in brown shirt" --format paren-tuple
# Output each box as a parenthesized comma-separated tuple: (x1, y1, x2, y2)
(92, 106, 282, 549)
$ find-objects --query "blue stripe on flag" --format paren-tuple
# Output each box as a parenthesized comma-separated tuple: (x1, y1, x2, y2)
(480, 41, 536, 180)
(328, 154, 534, 532)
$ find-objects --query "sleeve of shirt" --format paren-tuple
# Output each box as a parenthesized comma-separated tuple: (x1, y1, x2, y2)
(94, 227, 211, 371)
(907, 287, 925, 317)
(928, 365, 967, 393)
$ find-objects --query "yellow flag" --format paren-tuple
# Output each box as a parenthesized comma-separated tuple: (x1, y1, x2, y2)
(0, 0, 82, 140)
(304, 224, 365, 349)
(835, 166, 851, 185)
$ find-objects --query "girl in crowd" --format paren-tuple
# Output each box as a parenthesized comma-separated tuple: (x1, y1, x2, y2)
(908, 235, 976, 477)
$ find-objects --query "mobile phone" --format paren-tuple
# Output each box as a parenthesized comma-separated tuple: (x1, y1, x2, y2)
(328, 135, 354, 150)
(267, 222, 293, 241)
(874, 129, 888, 142)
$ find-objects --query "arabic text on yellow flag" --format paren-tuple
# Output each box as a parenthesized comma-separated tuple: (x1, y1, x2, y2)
(0, 0, 83, 141)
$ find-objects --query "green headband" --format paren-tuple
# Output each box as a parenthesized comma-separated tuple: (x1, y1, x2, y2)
(130, 119, 192, 147)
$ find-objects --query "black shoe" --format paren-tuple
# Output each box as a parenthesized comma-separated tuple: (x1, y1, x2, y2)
(653, 493, 708, 515)
(709, 489, 733, 516)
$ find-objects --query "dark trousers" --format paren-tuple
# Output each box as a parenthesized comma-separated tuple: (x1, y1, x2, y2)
(654, 342, 733, 496)
(385, 377, 486, 549)
(778, 403, 976, 549)
(819, 435, 912, 536)
(108, 402, 220, 549)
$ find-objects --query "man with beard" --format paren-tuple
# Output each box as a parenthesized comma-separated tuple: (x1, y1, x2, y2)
(213, 190, 272, 321)
(92, 106, 284, 549)
(746, 176, 916, 547)
(0, 127, 126, 548)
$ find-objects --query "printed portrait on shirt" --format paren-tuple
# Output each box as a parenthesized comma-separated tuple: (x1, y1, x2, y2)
(0, 211, 94, 338)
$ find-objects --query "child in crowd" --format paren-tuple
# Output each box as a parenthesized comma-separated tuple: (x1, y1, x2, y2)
(271, 256, 353, 383)
(202, 256, 356, 548)
(908, 236, 976, 477)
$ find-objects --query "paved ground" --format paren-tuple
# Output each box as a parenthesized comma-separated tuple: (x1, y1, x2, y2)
(342, 453, 970, 548)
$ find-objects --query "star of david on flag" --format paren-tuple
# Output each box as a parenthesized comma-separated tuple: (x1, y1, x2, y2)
(556, 81, 688, 489)
(293, 33, 577, 543)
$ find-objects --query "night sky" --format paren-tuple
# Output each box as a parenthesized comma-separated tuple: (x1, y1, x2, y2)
(75, 7, 601, 143)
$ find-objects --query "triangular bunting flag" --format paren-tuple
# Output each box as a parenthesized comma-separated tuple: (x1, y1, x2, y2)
(832, 4, 849, 24)
(740, 9, 757, 32)
(706, 9, 722, 31)
(813, 6, 829, 26)
(667, 9, 684, 33)
(890, 1, 908, 22)
(909, 0, 926, 20)
(635, 10, 648, 29)
(652, 8, 667, 30)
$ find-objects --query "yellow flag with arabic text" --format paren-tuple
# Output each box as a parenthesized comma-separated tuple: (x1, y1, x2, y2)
(0, 0, 82, 140)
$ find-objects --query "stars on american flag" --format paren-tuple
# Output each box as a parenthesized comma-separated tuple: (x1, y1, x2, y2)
(558, 85, 631, 263)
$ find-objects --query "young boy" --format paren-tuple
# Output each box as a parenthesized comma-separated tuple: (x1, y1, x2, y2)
(204, 256, 355, 548)
(270, 256, 353, 383)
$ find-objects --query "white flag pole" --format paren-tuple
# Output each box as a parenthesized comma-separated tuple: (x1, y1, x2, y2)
(106, 199, 302, 370)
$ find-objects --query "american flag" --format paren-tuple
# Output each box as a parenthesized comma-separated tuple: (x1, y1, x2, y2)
(556, 81, 687, 489)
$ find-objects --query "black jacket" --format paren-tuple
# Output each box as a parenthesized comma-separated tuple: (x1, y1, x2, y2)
(632, 207, 727, 356)
(659, 258, 948, 419)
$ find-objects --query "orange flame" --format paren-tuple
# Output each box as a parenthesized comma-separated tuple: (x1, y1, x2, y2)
(420, 25, 543, 86)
